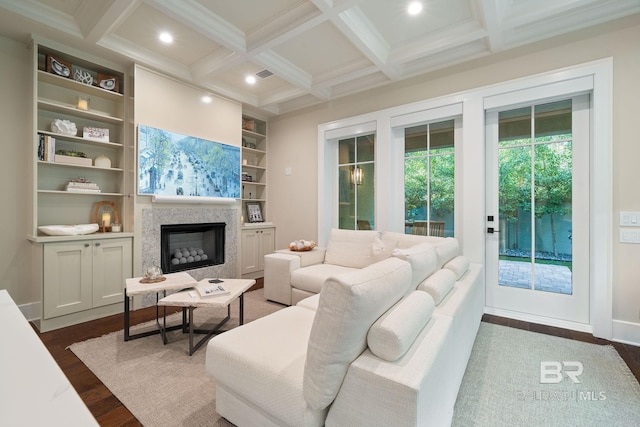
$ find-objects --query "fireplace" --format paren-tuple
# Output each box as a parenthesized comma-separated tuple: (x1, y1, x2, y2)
(161, 222, 225, 274)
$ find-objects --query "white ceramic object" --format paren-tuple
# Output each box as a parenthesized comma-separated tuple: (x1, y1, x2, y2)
(38, 223, 99, 236)
(94, 155, 111, 168)
(51, 119, 77, 136)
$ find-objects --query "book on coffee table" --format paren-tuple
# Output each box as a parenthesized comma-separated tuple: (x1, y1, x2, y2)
(197, 284, 230, 298)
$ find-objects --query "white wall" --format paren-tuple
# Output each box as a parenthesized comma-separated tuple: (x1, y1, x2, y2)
(267, 15, 640, 342)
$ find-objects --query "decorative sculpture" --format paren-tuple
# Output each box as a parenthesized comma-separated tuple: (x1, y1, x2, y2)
(51, 119, 77, 136)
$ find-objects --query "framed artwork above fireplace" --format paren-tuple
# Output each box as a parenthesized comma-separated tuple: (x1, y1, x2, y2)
(137, 125, 240, 200)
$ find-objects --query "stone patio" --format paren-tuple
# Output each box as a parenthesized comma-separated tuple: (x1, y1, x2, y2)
(498, 260, 572, 294)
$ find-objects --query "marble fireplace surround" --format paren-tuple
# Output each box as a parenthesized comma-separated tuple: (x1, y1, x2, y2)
(141, 206, 238, 307)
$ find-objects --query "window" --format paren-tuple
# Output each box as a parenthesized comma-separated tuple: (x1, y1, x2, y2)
(404, 120, 454, 236)
(338, 134, 375, 230)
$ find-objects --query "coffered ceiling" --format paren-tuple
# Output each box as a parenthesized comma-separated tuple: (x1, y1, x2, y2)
(0, 0, 639, 115)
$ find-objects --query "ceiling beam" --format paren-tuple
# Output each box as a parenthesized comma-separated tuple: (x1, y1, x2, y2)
(97, 34, 193, 82)
(252, 51, 313, 89)
(79, 0, 141, 44)
(150, 0, 246, 53)
(333, 7, 400, 80)
(474, 0, 503, 52)
(0, 0, 82, 38)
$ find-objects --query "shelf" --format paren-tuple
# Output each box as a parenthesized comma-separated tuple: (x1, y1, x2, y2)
(38, 190, 126, 196)
(242, 129, 266, 139)
(38, 130, 123, 147)
(28, 231, 134, 244)
(241, 198, 266, 202)
(37, 161, 123, 172)
(38, 70, 123, 101)
(38, 99, 123, 124)
(242, 164, 265, 170)
(242, 181, 265, 186)
(242, 146, 266, 155)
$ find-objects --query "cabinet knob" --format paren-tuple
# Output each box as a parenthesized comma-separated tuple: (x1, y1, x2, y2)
(95, 242, 101, 247)
(84, 243, 90, 248)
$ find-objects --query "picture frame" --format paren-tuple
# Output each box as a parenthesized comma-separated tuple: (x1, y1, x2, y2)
(246, 202, 263, 223)
(137, 125, 240, 199)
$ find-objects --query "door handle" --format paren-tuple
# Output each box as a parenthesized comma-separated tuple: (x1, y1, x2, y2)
(487, 227, 500, 234)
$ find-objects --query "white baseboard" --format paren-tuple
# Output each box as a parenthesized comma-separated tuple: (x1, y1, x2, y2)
(18, 301, 41, 322)
(483, 306, 593, 333)
(612, 319, 640, 346)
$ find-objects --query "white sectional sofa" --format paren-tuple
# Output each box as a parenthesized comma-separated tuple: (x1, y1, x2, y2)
(264, 229, 465, 306)
(206, 229, 483, 426)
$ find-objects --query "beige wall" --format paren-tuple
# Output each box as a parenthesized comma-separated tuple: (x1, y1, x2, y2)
(267, 15, 640, 328)
(0, 36, 36, 306)
(133, 66, 242, 277)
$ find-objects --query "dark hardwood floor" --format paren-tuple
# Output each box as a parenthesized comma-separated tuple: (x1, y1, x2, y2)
(33, 298, 639, 426)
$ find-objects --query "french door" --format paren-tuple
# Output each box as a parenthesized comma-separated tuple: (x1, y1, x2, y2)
(485, 95, 590, 325)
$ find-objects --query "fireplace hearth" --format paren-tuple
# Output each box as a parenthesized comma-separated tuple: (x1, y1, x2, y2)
(160, 222, 225, 274)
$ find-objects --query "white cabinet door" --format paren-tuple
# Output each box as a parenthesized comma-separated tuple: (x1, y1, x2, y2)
(92, 238, 132, 307)
(43, 241, 92, 319)
(43, 237, 132, 318)
(258, 227, 275, 271)
(241, 229, 261, 275)
(241, 227, 276, 275)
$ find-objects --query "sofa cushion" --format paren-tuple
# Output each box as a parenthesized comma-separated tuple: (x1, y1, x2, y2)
(443, 255, 470, 280)
(367, 291, 435, 361)
(381, 231, 443, 249)
(291, 263, 358, 294)
(206, 306, 327, 427)
(324, 228, 379, 268)
(303, 257, 412, 411)
(418, 269, 456, 305)
(433, 237, 460, 268)
(296, 294, 320, 311)
(392, 242, 437, 289)
(372, 236, 396, 262)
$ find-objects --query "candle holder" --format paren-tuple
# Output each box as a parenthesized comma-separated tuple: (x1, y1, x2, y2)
(92, 201, 120, 232)
(76, 95, 90, 111)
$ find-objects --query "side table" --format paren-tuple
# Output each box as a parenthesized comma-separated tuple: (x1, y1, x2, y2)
(124, 271, 198, 342)
(157, 278, 256, 355)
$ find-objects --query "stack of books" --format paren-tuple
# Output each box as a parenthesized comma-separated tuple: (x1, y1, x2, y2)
(197, 284, 229, 298)
(37, 134, 56, 161)
(65, 180, 101, 193)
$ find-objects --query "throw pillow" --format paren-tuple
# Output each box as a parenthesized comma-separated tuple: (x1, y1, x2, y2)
(324, 228, 379, 268)
(418, 268, 456, 305)
(372, 236, 396, 262)
(433, 237, 460, 268)
(367, 291, 435, 361)
(392, 242, 437, 289)
(303, 257, 412, 411)
(443, 255, 470, 280)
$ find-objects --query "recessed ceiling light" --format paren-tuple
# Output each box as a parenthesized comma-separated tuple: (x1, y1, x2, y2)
(201, 95, 212, 104)
(159, 31, 173, 44)
(245, 75, 256, 85)
(407, 1, 423, 15)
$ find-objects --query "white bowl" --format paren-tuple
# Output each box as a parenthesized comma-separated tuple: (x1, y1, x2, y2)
(38, 223, 99, 236)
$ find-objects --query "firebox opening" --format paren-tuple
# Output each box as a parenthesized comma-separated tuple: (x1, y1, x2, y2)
(161, 222, 225, 274)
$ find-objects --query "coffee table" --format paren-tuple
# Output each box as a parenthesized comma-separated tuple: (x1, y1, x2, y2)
(124, 271, 198, 342)
(157, 278, 256, 355)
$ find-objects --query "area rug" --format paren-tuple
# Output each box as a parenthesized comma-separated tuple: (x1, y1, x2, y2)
(69, 289, 282, 426)
(452, 323, 640, 426)
(70, 296, 640, 427)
